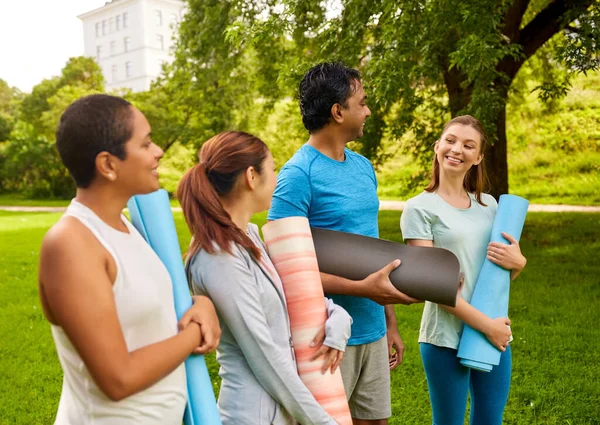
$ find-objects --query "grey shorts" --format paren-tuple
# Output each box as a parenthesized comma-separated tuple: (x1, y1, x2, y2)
(340, 335, 392, 420)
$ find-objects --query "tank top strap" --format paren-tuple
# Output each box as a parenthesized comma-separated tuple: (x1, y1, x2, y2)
(65, 200, 120, 262)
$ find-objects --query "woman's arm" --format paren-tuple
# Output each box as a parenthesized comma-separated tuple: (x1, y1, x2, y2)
(38, 219, 206, 401)
(406, 239, 512, 351)
(194, 252, 336, 425)
(487, 232, 527, 281)
(309, 299, 352, 374)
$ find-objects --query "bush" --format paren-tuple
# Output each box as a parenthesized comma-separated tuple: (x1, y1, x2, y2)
(0, 121, 74, 198)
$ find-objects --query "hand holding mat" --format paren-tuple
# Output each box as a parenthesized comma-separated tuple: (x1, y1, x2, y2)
(310, 227, 462, 307)
(457, 194, 529, 372)
(262, 217, 352, 425)
(127, 190, 221, 425)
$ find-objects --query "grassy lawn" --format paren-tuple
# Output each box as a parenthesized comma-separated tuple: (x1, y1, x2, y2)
(376, 150, 600, 206)
(0, 194, 71, 207)
(0, 210, 598, 424)
(0, 193, 183, 208)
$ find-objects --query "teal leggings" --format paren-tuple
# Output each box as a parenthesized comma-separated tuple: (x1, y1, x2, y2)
(420, 343, 512, 425)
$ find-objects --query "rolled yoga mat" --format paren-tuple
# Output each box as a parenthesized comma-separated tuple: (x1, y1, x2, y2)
(127, 189, 222, 425)
(457, 194, 529, 372)
(262, 217, 353, 425)
(310, 227, 462, 307)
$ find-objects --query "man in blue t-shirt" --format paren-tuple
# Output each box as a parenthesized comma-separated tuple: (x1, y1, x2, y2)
(268, 62, 419, 424)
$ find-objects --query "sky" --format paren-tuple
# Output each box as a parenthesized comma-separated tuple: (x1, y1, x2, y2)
(0, 0, 107, 93)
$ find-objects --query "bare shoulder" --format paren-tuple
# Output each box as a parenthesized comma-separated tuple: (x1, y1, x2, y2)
(41, 216, 106, 264)
(39, 216, 114, 325)
(39, 216, 114, 299)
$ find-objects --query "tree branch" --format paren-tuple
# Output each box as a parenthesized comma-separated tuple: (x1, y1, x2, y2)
(501, 0, 531, 42)
(162, 107, 193, 154)
(519, 0, 594, 61)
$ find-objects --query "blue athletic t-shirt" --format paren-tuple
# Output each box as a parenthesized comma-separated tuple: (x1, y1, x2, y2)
(268, 144, 385, 346)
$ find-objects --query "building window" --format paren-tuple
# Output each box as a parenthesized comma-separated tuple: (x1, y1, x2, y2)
(170, 13, 178, 25)
(102, 20, 107, 35)
(96, 45, 102, 60)
(116, 14, 121, 31)
(109, 17, 114, 33)
(95, 22, 101, 37)
(125, 61, 132, 78)
(123, 12, 129, 28)
(155, 10, 162, 26)
(110, 40, 116, 55)
(123, 37, 130, 52)
(156, 34, 164, 50)
(111, 65, 118, 83)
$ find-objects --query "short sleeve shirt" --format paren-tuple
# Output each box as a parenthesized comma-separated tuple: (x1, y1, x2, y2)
(268, 144, 385, 346)
(400, 191, 497, 349)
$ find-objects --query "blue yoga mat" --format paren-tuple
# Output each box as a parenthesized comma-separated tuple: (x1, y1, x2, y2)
(456, 194, 529, 372)
(128, 190, 222, 425)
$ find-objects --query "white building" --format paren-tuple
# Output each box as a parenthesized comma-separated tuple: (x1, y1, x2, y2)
(78, 0, 184, 93)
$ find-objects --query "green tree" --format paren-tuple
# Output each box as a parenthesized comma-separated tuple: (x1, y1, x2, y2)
(1, 57, 105, 197)
(0, 121, 74, 197)
(0, 79, 21, 142)
(20, 56, 104, 133)
(147, 1, 293, 155)
(125, 64, 211, 154)
(171, 0, 599, 198)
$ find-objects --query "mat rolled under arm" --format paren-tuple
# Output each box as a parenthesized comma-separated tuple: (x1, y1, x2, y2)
(457, 194, 529, 372)
(310, 227, 462, 307)
(128, 190, 221, 425)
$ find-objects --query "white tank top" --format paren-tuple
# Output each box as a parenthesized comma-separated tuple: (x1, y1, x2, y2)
(50, 200, 187, 424)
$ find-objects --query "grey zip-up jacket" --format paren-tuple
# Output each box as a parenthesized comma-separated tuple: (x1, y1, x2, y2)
(186, 224, 352, 425)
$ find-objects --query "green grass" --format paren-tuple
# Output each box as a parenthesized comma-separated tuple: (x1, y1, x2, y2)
(0, 194, 70, 207)
(508, 149, 600, 206)
(1, 210, 599, 424)
(376, 148, 600, 206)
(0, 194, 183, 208)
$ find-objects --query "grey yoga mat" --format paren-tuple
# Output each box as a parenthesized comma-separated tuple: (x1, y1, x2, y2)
(310, 227, 461, 307)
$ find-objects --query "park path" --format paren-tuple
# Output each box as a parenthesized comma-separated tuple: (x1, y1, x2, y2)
(1, 201, 599, 213)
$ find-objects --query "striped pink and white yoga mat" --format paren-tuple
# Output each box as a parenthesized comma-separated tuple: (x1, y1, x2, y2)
(262, 217, 352, 425)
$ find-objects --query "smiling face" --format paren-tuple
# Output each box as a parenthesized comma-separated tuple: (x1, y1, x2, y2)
(115, 107, 164, 194)
(435, 124, 483, 177)
(340, 80, 371, 139)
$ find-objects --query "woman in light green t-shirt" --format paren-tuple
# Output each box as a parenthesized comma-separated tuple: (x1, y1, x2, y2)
(400, 115, 527, 425)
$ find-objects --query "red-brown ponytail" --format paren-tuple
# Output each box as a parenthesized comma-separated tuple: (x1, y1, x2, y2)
(177, 131, 269, 260)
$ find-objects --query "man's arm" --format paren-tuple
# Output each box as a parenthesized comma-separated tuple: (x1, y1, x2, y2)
(319, 260, 420, 305)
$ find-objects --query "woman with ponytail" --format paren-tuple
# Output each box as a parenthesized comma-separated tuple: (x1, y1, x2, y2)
(178, 131, 352, 425)
(400, 115, 527, 425)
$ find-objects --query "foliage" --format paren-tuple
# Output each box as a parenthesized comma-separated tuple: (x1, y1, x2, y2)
(0, 57, 105, 198)
(20, 57, 104, 135)
(1, 210, 599, 424)
(249, 98, 306, 170)
(0, 79, 22, 142)
(168, 0, 600, 197)
(0, 121, 74, 198)
(377, 70, 600, 204)
(157, 142, 196, 195)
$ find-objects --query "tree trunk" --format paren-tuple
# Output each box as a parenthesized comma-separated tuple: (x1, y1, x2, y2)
(485, 105, 509, 200)
(443, 67, 473, 117)
(446, 75, 510, 200)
